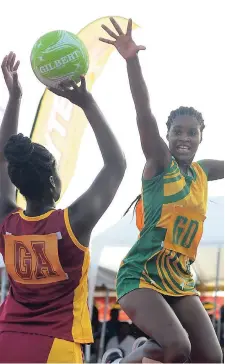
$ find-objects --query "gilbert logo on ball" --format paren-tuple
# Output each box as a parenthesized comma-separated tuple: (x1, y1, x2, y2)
(31, 30, 89, 87)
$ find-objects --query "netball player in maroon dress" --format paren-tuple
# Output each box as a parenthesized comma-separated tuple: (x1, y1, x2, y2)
(0, 52, 126, 363)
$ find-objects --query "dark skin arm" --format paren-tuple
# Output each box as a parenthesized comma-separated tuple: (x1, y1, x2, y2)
(100, 18, 171, 180)
(50, 78, 126, 246)
(0, 53, 21, 223)
(198, 159, 224, 181)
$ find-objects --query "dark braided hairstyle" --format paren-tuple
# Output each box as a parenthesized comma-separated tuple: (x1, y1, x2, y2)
(166, 106, 205, 133)
(4, 133, 57, 201)
(124, 106, 205, 216)
(123, 194, 141, 217)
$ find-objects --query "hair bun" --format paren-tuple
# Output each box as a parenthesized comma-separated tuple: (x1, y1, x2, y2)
(4, 133, 34, 165)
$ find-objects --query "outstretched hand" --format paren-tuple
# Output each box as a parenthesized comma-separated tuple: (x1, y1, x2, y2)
(1, 52, 22, 99)
(49, 76, 93, 109)
(99, 17, 146, 60)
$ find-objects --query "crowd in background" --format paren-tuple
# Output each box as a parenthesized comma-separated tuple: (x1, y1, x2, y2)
(90, 305, 224, 362)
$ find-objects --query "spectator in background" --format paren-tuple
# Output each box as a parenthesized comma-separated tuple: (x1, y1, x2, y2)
(106, 308, 121, 342)
(130, 324, 149, 340)
(92, 305, 101, 337)
(90, 306, 102, 362)
(220, 305, 224, 325)
(208, 314, 217, 327)
(106, 322, 135, 356)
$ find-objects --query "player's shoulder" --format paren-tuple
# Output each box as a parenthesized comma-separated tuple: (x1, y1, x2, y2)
(0, 207, 20, 235)
(192, 160, 208, 179)
(1, 207, 20, 223)
(1, 208, 66, 228)
(142, 157, 175, 188)
(39, 208, 67, 230)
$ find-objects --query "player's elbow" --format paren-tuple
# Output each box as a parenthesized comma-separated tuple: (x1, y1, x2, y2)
(114, 155, 127, 178)
(108, 155, 127, 181)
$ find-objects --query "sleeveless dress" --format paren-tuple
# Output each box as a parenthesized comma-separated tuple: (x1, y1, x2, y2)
(0, 208, 93, 362)
(117, 158, 208, 299)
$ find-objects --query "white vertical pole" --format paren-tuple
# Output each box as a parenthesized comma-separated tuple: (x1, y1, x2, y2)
(98, 288, 109, 362)
(0, 268, 7, 304)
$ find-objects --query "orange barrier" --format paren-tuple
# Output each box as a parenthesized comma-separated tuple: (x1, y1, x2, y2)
(95, 295, 224, 321)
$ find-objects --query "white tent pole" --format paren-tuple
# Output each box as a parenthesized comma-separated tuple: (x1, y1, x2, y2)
(213, 248, 221, 332)
(0, 268, 7, 304)
(98, 287, 109, 362)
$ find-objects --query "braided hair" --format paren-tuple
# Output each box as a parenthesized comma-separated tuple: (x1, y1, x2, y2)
(123, 194, 141, 217)
(166, 106, 205, 133)
(124, 106, 205, 216)
(4, 133, 57, 201)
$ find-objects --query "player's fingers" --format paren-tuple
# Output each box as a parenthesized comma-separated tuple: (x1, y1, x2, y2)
(101, 24, 118, 39)
(126, 18, 133, 36)
(1, 56, 7, 70)
(60, 79, 77, 91)
(80, 75, 86, 90)
(13, 60, 20, 72)
(6, 52, 14, 70)
(48, 86, 65, 97)
(110, 17, 124, 35)
(99, 37, 115, 45)
(10, 53, 16, 72)
(137, 45, 146, 51)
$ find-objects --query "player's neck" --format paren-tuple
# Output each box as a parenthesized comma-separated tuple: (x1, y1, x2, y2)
(175, 157, 194, 175)
(24, 200, 56, 217)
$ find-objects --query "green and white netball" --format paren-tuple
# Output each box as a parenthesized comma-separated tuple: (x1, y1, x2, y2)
(31, 30, 89, 87)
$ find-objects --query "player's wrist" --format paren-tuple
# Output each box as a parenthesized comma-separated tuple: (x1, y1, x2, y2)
(81, 94, 96, 110)
(126, 54, 139, 64)
(9, 92, 22, 101)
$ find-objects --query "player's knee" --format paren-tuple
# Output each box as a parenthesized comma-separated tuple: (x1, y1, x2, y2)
(163, 338, 191, 363)
(142, 340, 163, 362)
(199, 346, 223, 363)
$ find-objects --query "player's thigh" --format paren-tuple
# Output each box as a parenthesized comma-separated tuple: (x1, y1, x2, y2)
(171, 295, 222, 363)
(119, 288, 191, 360)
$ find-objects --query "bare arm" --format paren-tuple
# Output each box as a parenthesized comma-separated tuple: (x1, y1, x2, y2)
(0, 53, 21, 222)
(69, 98, 126, 244)
(198, 159, 224, 181)
(126, 56, 161, 153)
(126, 55, 171, 177)
(100, 18, 171, 179)
(50, 78, 126, 246)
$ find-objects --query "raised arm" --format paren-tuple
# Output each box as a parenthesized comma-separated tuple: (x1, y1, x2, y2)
(0, 53, 22, 222)
(100, 18, 171, 179)
(49, 77, 126, 246)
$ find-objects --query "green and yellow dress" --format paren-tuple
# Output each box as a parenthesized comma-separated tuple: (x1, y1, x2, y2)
(117, 158, 208, 299)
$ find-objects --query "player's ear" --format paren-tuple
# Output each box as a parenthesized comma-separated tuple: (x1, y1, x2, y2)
(49, 176, 56, 188)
